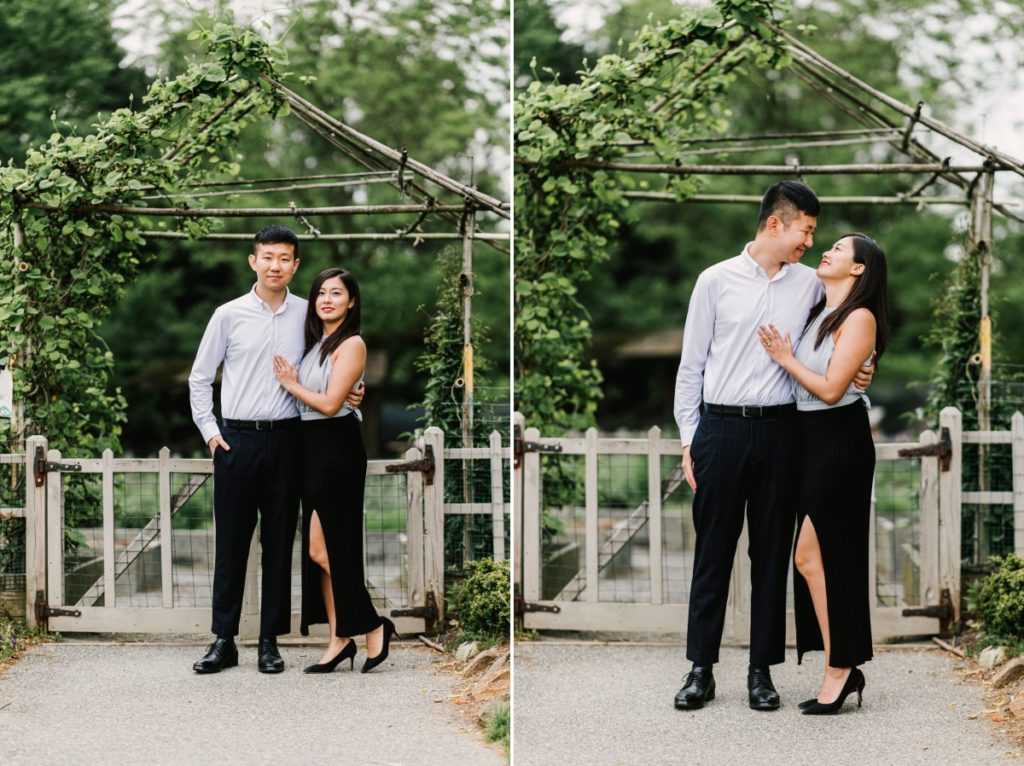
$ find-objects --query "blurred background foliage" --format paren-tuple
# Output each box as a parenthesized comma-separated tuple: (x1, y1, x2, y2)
(1, 0, 510, 457)
(514, 0, 1024, 436)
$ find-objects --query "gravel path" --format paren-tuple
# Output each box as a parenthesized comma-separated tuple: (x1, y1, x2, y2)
(0, 640, 504, 766)
(513, 642, 1021, 766)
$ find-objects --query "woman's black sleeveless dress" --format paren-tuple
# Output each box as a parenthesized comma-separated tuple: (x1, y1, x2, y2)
(296, 345, 383, 637)
(792, 309, 874, 668)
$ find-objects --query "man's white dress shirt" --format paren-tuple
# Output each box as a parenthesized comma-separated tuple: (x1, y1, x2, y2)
(673, 246, 824, 447)
(189, 285, 308, 444)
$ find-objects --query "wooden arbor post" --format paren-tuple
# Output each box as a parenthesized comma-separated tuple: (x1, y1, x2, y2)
(969, 169, 995, 561)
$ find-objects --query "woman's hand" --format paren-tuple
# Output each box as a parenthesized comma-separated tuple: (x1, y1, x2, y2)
(758, 323, 794, 365)
(273, 355, 298, 389)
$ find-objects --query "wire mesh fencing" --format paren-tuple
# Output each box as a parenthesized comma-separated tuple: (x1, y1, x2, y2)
(0, 456, 27, 618)
(873, 456, 923, 607)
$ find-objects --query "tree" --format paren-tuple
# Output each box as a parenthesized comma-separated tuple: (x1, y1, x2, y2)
(0, 0, 148, 164)
(514, 0, 587, 88)
(1, 25, 289, 461)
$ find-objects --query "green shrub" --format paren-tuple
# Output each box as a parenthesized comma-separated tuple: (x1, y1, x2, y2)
(977, 554, 1024, 640)
(484, 700, 510, 749)
(450, 557, 510, 641)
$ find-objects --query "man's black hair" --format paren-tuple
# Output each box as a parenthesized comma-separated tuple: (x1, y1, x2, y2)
(253, 224, 300, 257)
(757, 181, 821, 231)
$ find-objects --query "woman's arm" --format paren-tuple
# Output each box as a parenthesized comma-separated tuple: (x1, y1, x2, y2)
(274, 336, 367, 416)
(759, 309, 876, 405)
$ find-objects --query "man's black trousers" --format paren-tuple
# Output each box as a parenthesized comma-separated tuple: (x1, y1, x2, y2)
(211, 423, 301, 639)
(685, 407, 796, 667)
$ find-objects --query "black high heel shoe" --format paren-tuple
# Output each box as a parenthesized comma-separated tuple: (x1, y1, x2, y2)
(802, 668, 865, 715)
(303, 639, 356, 674)
(361, 617, 399, 674)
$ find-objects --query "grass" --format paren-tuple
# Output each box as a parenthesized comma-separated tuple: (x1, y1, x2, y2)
(0, 614, 52, 672)
(484, 700, 510, 751)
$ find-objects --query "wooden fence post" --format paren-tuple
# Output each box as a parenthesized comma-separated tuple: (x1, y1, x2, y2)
(45, 448, 64, 615)
(404, 446, 425, 612)
(158, 447, 173, 609)
(489, 429, 506, 561)
(1012, 411, 1024, 557)
(938, 407, 963, 623)
(521, 423, 542, 607)
(422, 427, 445, 622)
(584, 427, 599, 603)
(918, 429, 940, 606)
(647, 426, 663, 606)
(24, 435, 47, 629)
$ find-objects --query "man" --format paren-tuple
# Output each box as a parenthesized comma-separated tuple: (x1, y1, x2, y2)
(672, 181, 872, 710)
(189, 224, 362, 674)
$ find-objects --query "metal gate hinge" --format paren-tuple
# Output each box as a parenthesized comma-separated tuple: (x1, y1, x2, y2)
(896, 427, 952, 472)
(385, 444, 435, 485)
(389, 591, 439, 630)
(901, 587, 953, 635)
(33, 445, 82, 487)
(513, 425, 562, 468)
(514, 591, 561, 617)
(35, 591, 82, 625)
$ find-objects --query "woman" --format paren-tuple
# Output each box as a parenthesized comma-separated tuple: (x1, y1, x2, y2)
(273, 268, 397, 673)
(758, 233, 889, 715)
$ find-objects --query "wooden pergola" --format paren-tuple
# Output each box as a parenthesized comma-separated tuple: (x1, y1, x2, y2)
(521, 23, 1024, 567)
(551, 23, 1022, 440)
(19, 77, 511, 452)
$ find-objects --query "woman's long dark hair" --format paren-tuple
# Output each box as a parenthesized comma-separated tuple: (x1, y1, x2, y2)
(304, 268, 362, 365)
(805, 232, 890, 363)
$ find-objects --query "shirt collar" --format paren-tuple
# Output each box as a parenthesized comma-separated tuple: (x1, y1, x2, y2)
(248, 283, 295, 312)
(741, 244, 790, 281)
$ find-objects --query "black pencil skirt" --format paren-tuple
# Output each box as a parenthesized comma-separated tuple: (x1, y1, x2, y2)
(793, 401, 874, 667)
(299, 415, 383, 638)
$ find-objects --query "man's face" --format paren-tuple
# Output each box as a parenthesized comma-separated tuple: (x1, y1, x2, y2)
(776, 212, 817, 264)
(249, 242, 299, 292)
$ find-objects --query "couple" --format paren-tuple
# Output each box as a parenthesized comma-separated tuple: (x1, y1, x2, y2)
(673, 181, 890, 715)
(188, 224, 396, 675)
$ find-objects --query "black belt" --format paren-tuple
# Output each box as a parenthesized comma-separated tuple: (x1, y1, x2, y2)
(703, 403, 794, 418)
(222, 417, 300, 431)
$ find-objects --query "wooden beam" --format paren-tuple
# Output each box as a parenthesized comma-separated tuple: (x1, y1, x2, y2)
(551, 159, 990, 175)
(25, 202, 472, 217)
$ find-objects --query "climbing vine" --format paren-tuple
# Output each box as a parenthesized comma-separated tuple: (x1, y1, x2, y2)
(415, 247, 500, 569)
(514, 0, 788, 431)
(0, 24, 289, 458)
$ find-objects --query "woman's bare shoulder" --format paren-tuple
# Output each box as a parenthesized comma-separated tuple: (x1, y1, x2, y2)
(330, 334, 366, 360)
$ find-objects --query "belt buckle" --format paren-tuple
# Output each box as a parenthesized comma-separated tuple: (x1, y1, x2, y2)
(741, 406, 762, 418)
(255, 420, 266, 431)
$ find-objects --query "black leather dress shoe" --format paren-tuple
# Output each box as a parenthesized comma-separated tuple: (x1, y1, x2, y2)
(674, 666, 715, 710)
(257, 638, 284, 674)
(748, 665, 780, 710)
(193, 637, 238, 674)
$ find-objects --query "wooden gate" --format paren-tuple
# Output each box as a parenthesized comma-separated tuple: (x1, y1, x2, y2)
(28, 433, 446, 637)
(515, 409, 964, 641)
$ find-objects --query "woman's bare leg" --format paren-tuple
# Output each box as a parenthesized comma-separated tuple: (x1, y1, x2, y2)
(309, 510, 351, 663)
(794, 515, 851, 702)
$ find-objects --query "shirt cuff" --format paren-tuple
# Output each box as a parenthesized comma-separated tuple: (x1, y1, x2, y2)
(199, 422, 221, 444)
(680, 425, 696, 448)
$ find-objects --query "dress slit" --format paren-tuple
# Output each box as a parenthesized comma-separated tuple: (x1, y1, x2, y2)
(299, 415, 383, 638)
(793, 402, 874, 668)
